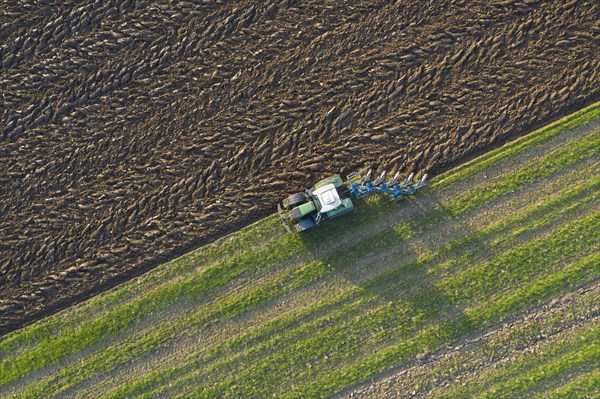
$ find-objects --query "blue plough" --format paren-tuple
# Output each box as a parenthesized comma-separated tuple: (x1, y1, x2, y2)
(346, 167, 427, 201)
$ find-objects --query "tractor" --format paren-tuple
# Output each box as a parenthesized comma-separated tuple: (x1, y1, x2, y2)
(278, 165, 427, 232)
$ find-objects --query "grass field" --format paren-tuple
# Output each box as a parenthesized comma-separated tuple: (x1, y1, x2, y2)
(1, 102, 598, 398)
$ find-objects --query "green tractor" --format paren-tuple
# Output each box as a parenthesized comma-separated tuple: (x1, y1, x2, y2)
(278, 174, 354, 232)
(278, 166, 427, 232)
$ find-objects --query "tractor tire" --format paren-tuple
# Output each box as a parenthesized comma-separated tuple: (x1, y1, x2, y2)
(314, 174, 343, 189)
(283, 192, 307, 210)
(295, 217, 317, 232)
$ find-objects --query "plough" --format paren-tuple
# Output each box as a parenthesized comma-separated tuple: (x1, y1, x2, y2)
(278, 164, 427, 232)
(347, 166, 428, 201)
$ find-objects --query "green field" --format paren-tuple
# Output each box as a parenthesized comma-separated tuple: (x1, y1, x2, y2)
(1, 103, 599, 398)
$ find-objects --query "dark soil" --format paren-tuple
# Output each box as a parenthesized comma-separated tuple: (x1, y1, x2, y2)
(1, 0, 598, 336)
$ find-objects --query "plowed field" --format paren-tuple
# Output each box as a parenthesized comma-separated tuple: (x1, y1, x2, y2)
(1, 0, 599, 335)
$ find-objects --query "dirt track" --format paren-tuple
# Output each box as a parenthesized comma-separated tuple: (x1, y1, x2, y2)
(1, 0, 599, 335)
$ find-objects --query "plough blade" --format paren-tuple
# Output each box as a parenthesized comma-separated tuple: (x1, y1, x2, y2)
(372, 170, 386, 185)
(400, 172, 414, 188)
(387, 171, 400, 186)
(360, 169, 373, 185)
(414, 173, 428, 189)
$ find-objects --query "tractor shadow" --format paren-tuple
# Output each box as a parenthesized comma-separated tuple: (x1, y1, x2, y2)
(296, 194, 477, 353)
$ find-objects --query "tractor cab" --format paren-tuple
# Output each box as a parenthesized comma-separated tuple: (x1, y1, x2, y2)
(312, 184, 342, 212)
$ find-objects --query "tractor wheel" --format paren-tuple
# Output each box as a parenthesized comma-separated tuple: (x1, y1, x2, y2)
(295, 217, 317, 232)
(283, 192, 307, 210)
(314, 174, 343, 189)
